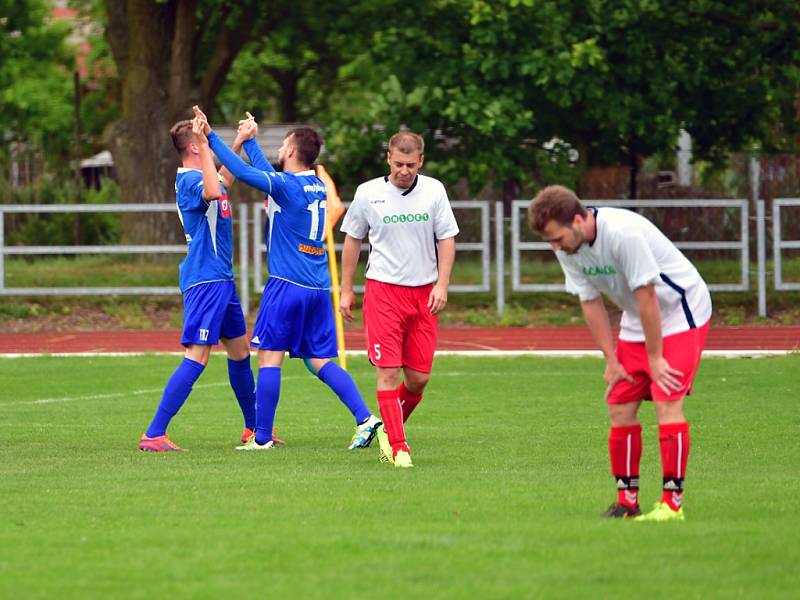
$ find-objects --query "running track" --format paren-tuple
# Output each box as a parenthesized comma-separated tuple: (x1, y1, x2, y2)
(1, 326, 798, 354)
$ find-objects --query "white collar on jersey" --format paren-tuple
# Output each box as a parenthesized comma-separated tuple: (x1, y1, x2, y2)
(293, 169, 315, 176)
(177, 167, 201, 173)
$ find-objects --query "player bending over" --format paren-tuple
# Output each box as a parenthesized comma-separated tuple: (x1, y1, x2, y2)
(529, 185, 711, 521)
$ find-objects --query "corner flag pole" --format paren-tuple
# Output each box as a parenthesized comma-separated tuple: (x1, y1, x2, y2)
(325, 224, 347, 370)
(316, 165, 348, 370)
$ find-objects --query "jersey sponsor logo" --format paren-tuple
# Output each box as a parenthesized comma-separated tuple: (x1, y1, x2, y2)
(583, 265, 617, 276)
(220, 193, 232, 218)
(382, 212, 430, 224)
(298, 243, 325, 256)
(303, 183, 326, 193)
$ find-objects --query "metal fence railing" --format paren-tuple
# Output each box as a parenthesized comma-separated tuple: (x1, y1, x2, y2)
(0, 199, 789, 317)
(252, 200, 492, 295)
(510, 198, 751, 293)
(0, 203, 251, 310)
(773, 199, 800, 291)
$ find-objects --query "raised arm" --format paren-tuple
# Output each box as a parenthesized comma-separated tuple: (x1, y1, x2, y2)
(236, 111, 275, 174)
(243, 139, 275, 173)
(207, 130, 273, 194)
(218, 136, 244, 189)
(192, 118, 221, 200)
(192, 104, 274, 194)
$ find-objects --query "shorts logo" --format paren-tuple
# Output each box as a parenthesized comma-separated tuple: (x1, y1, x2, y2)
(220, 193, 232, 218)
(383, 212, 429, 224)
(199, 328, 209, 341)
(583, 265, 616, 276)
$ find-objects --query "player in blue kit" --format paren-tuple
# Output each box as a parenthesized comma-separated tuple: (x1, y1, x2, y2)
(193, 106, 381, 451)
(138, 115, 264, 452)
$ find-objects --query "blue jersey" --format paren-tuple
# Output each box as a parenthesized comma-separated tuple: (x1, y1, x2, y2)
(208, 132, 330, 289)
(175, 168, 235, 292)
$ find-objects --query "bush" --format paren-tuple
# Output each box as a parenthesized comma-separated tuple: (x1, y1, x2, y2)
(1, 179, 121, 246)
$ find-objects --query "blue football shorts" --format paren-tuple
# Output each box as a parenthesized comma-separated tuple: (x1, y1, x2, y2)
(250, 277, 338, 359)
(181, 280, 247, 347)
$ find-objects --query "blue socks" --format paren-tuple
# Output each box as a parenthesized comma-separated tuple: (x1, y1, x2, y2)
(146, 358, 205, 437)
(255, 367, 281, 445)
(227, 357, 256, 430)
(318, 362, 371, 424)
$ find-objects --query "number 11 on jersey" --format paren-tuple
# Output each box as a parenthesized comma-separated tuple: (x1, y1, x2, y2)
(307, 200, 327, 240)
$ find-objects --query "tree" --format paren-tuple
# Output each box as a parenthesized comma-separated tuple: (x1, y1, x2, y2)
(320, 0, 800, 199)
(98, 0, 272, 242)
(0, 0, 74, 184)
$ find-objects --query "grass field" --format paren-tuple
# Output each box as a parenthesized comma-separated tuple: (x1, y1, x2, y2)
(1, 354, 798, 598)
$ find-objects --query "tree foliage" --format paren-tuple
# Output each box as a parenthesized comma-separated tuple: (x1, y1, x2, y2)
(0, 0, 74, 173)
(6, 0, 799, 207)
(319, 0, 800, 196)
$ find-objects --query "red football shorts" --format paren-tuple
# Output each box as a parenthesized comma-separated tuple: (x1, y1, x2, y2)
(363, 278, 438, 373)
(607, 321, 710, 404)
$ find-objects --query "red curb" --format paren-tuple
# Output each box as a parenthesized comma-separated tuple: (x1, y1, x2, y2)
(1, 326, 798, 354)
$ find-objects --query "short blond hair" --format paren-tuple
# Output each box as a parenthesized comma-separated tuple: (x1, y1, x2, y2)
(388, 131, 424, 154)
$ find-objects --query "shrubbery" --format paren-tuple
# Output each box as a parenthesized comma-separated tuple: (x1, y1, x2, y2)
(1, 179, 121, 246)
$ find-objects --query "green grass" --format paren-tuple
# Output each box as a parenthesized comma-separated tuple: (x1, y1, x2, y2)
(1, 354, 798, 598)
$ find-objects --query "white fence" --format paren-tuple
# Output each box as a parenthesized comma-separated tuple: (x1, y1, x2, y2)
(0, 203, 251, 309)
(773, 199, 800, 291)
(510, 198, 751, 293)
(1, 199, 796, 317)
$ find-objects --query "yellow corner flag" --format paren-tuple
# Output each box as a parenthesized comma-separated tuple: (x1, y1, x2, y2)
(316, 164, 348, 370)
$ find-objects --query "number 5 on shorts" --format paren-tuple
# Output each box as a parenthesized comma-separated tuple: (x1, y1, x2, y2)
(373, 344, 381, 360)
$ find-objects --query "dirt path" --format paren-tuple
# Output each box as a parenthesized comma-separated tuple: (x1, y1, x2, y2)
(1, 326, 798, 354)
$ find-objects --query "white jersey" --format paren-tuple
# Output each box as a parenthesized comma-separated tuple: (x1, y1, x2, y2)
(555, 207, 712, 341)
(341, 173, 459, 286)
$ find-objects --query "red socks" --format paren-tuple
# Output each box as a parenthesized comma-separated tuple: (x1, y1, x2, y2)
(377, 384, 422, 456)
(608, 421, 690, 512)
(609, 424, 642, 509)
(398, 383, 423, 422)
(377, 389, 408, 455)
(659, 422, 690, 511)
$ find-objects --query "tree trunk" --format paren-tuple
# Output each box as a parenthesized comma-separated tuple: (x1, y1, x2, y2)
(104, 0, 182, 244)
(106, 119, 182, 244)
(501, 177, 520, 218)
(628, 149, 639, 200)
(271, 70, 300, 122)
(102, 0, 259, 244)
